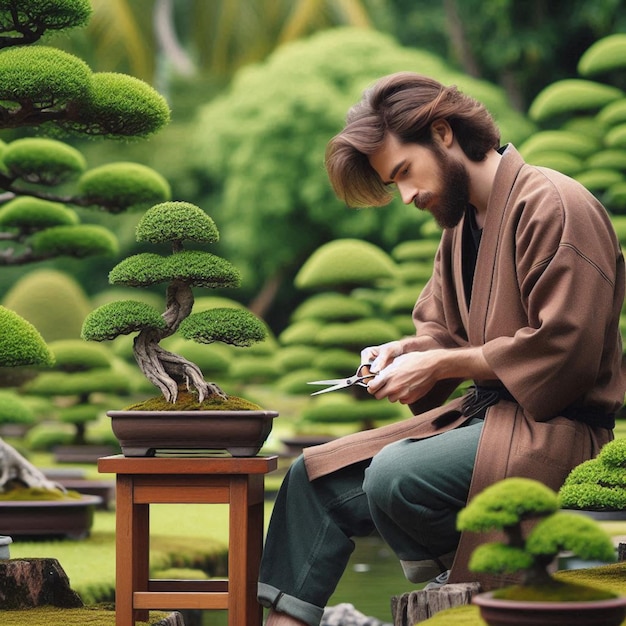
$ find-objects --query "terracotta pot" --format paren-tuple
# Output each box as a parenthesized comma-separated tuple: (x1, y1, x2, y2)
(107, 409, 278, 457)
(473, 591, 626, 626)
(0, 495, 101, 540)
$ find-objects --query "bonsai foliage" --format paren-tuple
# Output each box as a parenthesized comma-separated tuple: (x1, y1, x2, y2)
(0, 0, 172, 267)
(458, 478, 615, 589)
(82, 201, 268, 405)
(0, 305, 62, 493)
(0, 305, 54, 369)
(559, 438, 626, 511)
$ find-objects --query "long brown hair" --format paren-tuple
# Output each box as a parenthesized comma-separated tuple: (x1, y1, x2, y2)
(325, 72, 500, 207)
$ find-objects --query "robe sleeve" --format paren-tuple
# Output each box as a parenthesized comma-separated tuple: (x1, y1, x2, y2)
(482, 182, 623, 420)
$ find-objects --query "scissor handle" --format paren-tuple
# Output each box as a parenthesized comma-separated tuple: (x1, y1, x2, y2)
(356, 362, 376, 380)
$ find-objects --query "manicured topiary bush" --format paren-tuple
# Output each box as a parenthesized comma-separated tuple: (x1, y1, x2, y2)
(559, 438, 626, 511)
(23, 339, 131, 445)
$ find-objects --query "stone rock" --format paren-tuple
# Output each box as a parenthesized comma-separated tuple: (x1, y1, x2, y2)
(0, 557, 83, 609)
(321, 603, 392, 626)
(153, 612, 186, 626)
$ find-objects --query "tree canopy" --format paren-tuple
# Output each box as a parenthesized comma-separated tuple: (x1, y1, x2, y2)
(190, 27, 534, 322)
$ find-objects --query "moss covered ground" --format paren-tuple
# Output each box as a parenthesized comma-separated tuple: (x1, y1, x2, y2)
(2, 606, 175, 625)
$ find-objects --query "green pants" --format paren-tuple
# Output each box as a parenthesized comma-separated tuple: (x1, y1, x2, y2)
(258, 418, 484, 626)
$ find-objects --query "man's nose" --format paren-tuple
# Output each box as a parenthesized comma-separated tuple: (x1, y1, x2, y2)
(397, 182, 416, 205)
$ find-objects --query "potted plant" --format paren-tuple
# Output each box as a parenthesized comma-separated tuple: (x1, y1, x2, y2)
(559, 438, 626, 520)
(457, 477, 626, 626)
(81, 200, 278, 457)
(0, 306, 102, 538)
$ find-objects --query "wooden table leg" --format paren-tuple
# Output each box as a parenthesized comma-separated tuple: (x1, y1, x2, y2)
(246, 475, 265, 626)
(228, 476, 264, 626)
(116, 474, 150, 626)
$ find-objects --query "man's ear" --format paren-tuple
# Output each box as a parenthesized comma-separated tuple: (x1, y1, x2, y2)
(431, 119, 453, 147)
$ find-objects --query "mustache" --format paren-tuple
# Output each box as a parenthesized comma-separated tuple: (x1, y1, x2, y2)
(414, 193, 434, 209)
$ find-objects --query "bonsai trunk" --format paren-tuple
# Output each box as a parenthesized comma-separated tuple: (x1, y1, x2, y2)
(0, 438, 64, 492)
(133, 279, 226, 403)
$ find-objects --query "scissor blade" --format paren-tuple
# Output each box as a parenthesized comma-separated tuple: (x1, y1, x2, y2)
(310, 382, 350, 396)
(307, 379, 344, 386)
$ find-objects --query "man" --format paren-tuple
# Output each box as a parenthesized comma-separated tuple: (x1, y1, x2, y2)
(258, 72, 625, 626)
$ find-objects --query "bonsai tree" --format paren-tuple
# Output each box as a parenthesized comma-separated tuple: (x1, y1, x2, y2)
(81, 201, 268, 408)
(457, 477, 616, 600)
(559, 438, 626, 512)
(0, 306, 62, 492)
(0, 0, 171, 267)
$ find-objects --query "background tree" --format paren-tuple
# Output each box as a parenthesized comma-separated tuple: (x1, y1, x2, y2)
(275, 239, 409, 434)
(517, 34, 626, 345)
(382, 0, 626, 111)
(189, 27, 534, 328)
(23, 339, 132, 446)
(45, 0, 376, 85)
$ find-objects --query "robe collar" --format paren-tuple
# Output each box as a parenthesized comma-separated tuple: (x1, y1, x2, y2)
(453, 144, 525, 342)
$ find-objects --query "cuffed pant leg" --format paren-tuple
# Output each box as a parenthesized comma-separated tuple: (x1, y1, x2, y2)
(363, 418, 483, 561)
(258, 455, 374, 626)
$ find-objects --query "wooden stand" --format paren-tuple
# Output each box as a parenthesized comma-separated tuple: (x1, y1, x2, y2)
(98, 455, 278, 626)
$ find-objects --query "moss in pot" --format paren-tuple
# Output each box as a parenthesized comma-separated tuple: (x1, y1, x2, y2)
(457, 477, 626, 626)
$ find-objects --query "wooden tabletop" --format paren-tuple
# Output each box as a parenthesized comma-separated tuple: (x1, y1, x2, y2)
(97, 454, 279, 475)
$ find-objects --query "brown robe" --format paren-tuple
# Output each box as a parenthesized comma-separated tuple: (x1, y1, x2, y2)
(303, 145, 625, 590)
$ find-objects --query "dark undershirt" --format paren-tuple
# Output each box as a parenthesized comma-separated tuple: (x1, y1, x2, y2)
(461, 205, 482, 307)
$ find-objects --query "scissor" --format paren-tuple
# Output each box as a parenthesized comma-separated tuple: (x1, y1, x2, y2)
(307, 364, 376, 396)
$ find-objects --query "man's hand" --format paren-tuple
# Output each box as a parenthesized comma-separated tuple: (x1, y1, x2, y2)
(367, 351, 442, 404)
(366, 346, 496, 405)
(360, 340, 404, 373)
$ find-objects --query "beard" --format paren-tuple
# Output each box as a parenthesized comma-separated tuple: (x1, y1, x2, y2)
(424, 147, 470, 229)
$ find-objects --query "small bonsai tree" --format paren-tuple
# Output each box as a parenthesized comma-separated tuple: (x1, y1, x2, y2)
(0, 306, 62, 493)
(81, 201, 268, 408)
(457, 477, 616, 600)
(559, 439, 626, 512)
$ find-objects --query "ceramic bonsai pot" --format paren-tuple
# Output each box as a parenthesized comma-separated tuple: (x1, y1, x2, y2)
(107, 409, 278, 457)
(0, 495, 102, 540)
(473, 591, 626, 626)
(563, 508, 626, 521)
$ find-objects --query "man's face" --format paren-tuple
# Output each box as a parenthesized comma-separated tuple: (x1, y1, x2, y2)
(368, 133, 469, 229)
